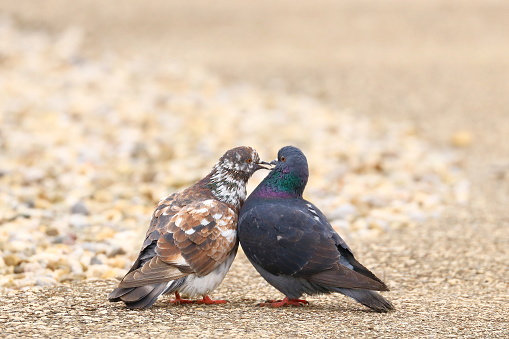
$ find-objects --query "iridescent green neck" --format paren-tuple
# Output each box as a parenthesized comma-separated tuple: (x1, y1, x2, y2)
(253, 170, 305, 198)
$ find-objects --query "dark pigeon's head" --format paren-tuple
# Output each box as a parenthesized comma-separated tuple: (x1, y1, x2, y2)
(252, 146, 309, 198)
(271, 146, 309, 178)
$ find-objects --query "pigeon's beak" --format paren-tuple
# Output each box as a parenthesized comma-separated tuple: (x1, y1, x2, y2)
(269, 158, 278, 166)
(255, 161, 274, 171)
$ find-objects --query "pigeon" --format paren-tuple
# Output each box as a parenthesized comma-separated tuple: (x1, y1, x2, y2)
(238, 146, 394, 312)
(108, 146, 268, 309)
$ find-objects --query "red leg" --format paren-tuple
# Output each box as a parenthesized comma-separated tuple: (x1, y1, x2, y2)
(169, 292, 194, 304)
(194, 295, 228, 305)
(259, 297, 309, 307)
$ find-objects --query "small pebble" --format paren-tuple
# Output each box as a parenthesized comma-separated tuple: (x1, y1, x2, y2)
(450, 130, 473, 147)
(71, 201, 89, 215)
(35, 276, 58, 287)
(4, 254, 22, 267)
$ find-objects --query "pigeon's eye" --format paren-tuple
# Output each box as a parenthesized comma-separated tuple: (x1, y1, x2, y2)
(246, 158, 252, 163)
(280, 156, 286, 162)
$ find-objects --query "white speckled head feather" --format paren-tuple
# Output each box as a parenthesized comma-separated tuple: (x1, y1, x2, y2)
(207, 146, 261, 209)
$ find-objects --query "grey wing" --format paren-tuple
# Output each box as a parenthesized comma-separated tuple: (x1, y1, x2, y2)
(240, 202, 389, 291)
(303, 200, 389, 290)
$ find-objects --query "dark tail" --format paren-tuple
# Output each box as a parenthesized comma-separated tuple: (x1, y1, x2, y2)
(108, 282, 173, 309)
(337, 288, 395, 313)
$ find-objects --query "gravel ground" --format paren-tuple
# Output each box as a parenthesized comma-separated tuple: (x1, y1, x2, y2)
(2, 216, 508, 338)
(1, 1, 508, 337)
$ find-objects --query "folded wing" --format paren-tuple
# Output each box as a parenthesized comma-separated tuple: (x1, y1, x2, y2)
(239, 203, 388, 291)
(119, 199, 237, 288)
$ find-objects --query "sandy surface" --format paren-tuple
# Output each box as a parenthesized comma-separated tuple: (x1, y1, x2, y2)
(1, 0, 508, 337)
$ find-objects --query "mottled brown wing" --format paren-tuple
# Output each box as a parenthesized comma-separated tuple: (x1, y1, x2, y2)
(141, 193, 180, 247)
(119, 199, 237, 288)
(118, 193, 180, 283)
(159, 199, 238, 276)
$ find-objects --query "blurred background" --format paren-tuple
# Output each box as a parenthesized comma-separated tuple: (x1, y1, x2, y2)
(0, 0, 507, 292)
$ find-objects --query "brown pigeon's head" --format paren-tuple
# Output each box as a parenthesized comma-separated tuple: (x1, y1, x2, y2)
(217, 146, 265, 177)
(208, 146, 268, 208)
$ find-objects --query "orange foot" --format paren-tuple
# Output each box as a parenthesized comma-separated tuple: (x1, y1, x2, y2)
(259, 297, 309, 307)
(194, 295, 228, 305)
(169, 292, 194, 304)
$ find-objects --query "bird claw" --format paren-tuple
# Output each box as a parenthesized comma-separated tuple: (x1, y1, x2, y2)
(169, 293, 227, 305)
(169, 292, 194, 304)
(194, 295, 228, 305)
(169, 298, 194, 304)
(259, 297, 309, 307)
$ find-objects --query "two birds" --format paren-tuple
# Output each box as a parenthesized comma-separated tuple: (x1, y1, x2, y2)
(109, 146, 394, 312)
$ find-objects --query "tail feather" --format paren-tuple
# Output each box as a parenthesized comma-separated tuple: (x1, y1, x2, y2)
(337, 288, 395, 313)
(123, 283, 170, 309)
(119, 285, 157, 303)
(108, 279, 184, 309)
(107, 283, 168, 309)
(108, 287, 135, 302)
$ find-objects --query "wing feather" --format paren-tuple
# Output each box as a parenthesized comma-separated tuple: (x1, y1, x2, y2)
(119, 198, 238, 288)
(239, 201, 388, 290)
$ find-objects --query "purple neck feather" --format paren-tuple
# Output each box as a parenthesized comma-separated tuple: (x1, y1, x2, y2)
(252, 185, 297, 199)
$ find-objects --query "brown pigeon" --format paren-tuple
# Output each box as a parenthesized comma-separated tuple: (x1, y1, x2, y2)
(108, 146, 267, 309)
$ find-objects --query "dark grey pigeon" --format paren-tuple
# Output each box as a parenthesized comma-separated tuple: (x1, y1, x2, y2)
(238, 146, 394, 312)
